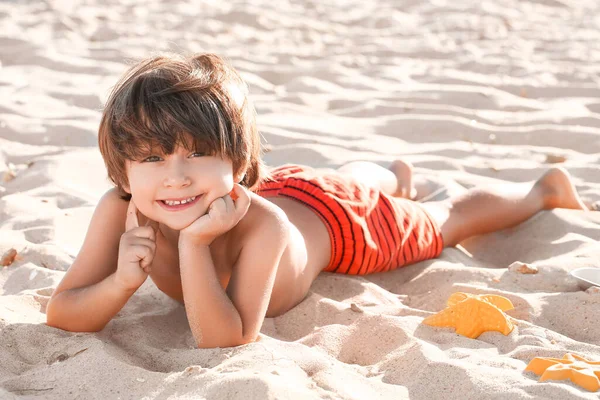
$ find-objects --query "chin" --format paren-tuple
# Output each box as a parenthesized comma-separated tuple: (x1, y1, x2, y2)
(161, 212, 208, 231)
(161, 220, 193, 232)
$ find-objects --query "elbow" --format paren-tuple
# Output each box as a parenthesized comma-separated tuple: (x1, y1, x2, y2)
(45, 300, 104, 333)
(194, 332, 257, 349)
(46, 316, 104, 333)
(46, 318, 103, 333)
(45, 298, 66, 331)
(45, 299, 65, 330)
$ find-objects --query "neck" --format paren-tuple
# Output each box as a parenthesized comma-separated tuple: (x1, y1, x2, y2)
(158, 224, 180, 247)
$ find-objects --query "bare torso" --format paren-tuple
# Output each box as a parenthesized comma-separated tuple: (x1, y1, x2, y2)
(148, 193, 331, 317)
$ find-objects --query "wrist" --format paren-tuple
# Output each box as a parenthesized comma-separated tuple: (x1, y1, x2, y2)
(178, 232, 214, 247)
(111, 273, 140, 294)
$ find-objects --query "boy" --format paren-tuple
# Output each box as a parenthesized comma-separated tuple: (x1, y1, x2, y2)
(46, 53, 588, 348)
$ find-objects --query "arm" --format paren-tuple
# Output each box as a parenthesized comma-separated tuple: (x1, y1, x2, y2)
(46, 188, 135, 332)
(178, 210, 288, 348)
(46, 274, 137, 332)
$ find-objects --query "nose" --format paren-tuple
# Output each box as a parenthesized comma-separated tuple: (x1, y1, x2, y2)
(162, 161, 191, 188)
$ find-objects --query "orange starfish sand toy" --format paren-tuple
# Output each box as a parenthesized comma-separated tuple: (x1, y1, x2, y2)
(422, 292, 515, 339)
(525, 353, 600, 392)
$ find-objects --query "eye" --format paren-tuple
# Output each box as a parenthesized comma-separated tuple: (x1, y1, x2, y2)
(142, 155, 162, 162)
(190, 152, 206, 158)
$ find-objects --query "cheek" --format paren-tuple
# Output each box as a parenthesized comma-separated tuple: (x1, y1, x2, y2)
(131, 193, 156, 217)
(217, 163, 235, 187)
(128, 167, 155, 192)
(127, 174, 156, 209)
(211, 175, 234, 198)
(129, 179, 151, 197)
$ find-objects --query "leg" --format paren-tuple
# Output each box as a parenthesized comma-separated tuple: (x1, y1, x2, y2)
(336, 160, 416, 199)
(420, 167, 587, 247)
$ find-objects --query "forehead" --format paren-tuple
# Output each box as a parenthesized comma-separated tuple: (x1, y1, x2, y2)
(143, 132, 199, 151)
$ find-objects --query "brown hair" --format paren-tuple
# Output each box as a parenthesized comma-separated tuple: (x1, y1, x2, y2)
(98, 52, 270, 200)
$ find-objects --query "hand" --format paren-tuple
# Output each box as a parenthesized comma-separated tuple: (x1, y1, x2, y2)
(179, 184, 251, 246)
(115, 200, 160, 291)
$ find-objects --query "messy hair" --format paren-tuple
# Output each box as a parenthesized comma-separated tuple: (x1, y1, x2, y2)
(98, 52, 270, 200)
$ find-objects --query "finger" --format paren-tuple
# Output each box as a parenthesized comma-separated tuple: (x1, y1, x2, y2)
(223, 192, 236, 212)
(125, 199, 140, 231)
(129, 237, 156, 251)
(140, 262, 151, 273)
(138, 249, 153, 268)
(229, 187, 239, 202)
(232, 183, 249, 203)
(232, 184, 251, 217)
(134, 245, 154, 268)
(209, 197, 227, 215)
(135, 208, 159, 236)
(140, 260, 153, 271)
(128, 226, 157, 242)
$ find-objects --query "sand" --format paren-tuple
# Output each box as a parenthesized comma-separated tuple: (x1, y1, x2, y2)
(1, 0, 600, 398)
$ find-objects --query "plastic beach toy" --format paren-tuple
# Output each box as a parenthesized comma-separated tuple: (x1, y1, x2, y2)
(526, 353, 600, 392)
(422, 292, 515, 339)
(569, 268, 600, 291)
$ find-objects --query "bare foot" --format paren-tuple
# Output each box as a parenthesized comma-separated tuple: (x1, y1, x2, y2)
(536, 167, 587, 210)
(388, 159, 417, 199)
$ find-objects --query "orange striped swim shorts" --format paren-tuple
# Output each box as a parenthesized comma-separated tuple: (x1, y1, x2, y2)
(256, 164, 444, 275)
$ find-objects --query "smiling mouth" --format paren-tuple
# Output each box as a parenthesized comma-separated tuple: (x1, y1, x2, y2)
(158, 195, 202, 211)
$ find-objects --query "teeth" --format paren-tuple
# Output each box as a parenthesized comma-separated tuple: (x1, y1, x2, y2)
(164, 196, 196, 206)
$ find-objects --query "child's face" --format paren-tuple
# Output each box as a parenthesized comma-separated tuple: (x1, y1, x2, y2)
(124, 142, 237, 231)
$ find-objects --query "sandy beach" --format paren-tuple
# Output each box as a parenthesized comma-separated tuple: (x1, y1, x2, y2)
(1, 0, 599, 398)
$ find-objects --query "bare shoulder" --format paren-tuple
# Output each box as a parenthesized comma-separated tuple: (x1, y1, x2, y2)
(234, 192, 289, 243)
(247, 192, 289, 225)
(101, 187, 129, 216)
(50, 187, 129, 298)
(89, 187, 129, 236)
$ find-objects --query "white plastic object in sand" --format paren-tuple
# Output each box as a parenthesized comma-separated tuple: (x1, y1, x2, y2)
(570, 268, 600, 290)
